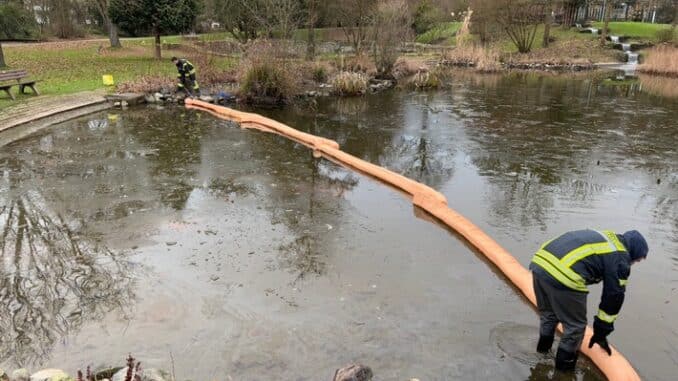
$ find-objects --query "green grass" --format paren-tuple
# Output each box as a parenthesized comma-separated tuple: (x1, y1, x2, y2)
(496, 25, 596, 51)
(591, 21, 675, 40)
(121, 31, 234, 44)
(489, 25, 621, 64)
(293, 27, 352, 43)
(415, 22, 462, 45)
(0, 39, 235, 109)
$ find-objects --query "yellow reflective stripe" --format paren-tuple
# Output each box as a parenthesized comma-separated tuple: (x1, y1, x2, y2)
(561, 230, 621, 267)
(561, 242, 613, 267)
(540, 238, 555, 250)
(619, 279, 628, 286)
(189, 69, 196, 75)
(533, 250, 588, 292)
(602, 230, 627, 252)
(597, 309, 618, 323)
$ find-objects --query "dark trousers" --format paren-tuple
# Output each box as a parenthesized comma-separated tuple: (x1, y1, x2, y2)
(533, 274, 588, 353)
(178, 74, 199, 96)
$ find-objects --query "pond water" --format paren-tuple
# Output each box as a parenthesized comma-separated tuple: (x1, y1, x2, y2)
(1, 72, 676, 380)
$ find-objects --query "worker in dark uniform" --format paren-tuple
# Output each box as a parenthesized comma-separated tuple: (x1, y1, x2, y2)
(529, 229, 648, 371)
(171, 57, 200, 97)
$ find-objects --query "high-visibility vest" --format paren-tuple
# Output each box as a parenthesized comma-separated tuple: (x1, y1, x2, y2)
(531, 230, 627, 293)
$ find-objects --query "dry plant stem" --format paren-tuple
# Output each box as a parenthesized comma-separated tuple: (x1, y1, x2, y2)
(170, 351, 177, 381)
(638, 45, 678, 77)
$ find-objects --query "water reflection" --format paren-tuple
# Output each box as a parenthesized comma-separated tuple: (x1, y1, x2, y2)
(381, 93, 456, 188)
(239, 117, 360, 284)
(0, 155, 135, 367)
(127, 110, 206, 210)
(637, 74, 678, 99)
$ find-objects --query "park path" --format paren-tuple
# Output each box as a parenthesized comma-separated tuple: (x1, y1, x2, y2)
(3, 38, 108, 48)
(0, 90, 108, 133)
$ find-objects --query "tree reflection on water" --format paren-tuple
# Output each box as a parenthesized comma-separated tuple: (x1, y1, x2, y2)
(0, 157, 135, 368)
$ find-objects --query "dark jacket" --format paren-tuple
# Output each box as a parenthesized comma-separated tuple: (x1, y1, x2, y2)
(175, 59, 196, 79)
(530, 229, 632, 334)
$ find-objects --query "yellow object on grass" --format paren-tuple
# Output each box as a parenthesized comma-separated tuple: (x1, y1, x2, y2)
(102, 75, 115, 86)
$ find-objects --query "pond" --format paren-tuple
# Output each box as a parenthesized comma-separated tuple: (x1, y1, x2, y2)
(1, 72, 676, 380)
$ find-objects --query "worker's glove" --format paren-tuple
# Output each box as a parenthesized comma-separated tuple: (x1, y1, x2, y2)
(588, 333, 612, 356)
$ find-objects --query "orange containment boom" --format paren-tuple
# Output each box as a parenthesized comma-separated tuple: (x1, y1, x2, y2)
(185, 99, 642, 381)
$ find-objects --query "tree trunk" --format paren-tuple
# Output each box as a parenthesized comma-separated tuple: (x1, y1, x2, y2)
(601, 1, 611, 45)
(543, 4, 552, 48)
(0, 42, 6, 68)
(563, 3, 575, 29)
(306, 0, 316, 61)
(154, 32, 162, 60)
(109, 22, 122, 48)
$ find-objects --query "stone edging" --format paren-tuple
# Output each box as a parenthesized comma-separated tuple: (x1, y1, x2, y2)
(0, 96, 110, 134)
(0, 101, 112, 148)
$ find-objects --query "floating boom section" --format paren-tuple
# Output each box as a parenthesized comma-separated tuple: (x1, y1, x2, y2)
(184, 98, 642, 381)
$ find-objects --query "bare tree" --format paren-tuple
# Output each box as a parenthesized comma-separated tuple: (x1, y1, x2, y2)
(371, 0, 412, 77)
(496, 0, 544, 53)
(215, 0, 301, 42)
(91, 0, 121, 47)
(469, 0, 502, 44)
(263, 0, 302, 39)
(601, 0, 614, 45)
(331, 0, 378, 54)
(214, 0, 262, 43)
(542, 0, 552, 47)
(305, 0, 319, 60)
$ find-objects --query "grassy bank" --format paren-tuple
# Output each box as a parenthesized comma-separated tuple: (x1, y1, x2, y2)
(591, 21, 676, 41)
(500, 25, 620, 63)
(0, 38, 235, 109)
(415, 22, 463, 45)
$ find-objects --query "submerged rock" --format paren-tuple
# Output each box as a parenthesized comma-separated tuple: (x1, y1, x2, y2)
(29, 369, 69, 381)
(333, 364, 373, 381)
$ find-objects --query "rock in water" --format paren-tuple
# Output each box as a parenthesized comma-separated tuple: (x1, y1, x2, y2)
(0, 369, 8, 381)
(29, 369, 69, 381)
(333, 364, 373, 381)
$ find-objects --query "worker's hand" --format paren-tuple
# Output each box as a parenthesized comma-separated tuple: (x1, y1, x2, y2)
(588, 334, 612, 356)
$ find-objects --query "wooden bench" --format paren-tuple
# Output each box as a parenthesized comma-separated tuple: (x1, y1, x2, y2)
(0, 69, 40, 100)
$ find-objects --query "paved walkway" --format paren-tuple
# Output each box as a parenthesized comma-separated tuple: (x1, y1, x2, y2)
(0, 90, 108, 133)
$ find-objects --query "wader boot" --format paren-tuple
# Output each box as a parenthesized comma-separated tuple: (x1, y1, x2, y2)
(537, 335, 554, 353)
(555, 348, 578, 371)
